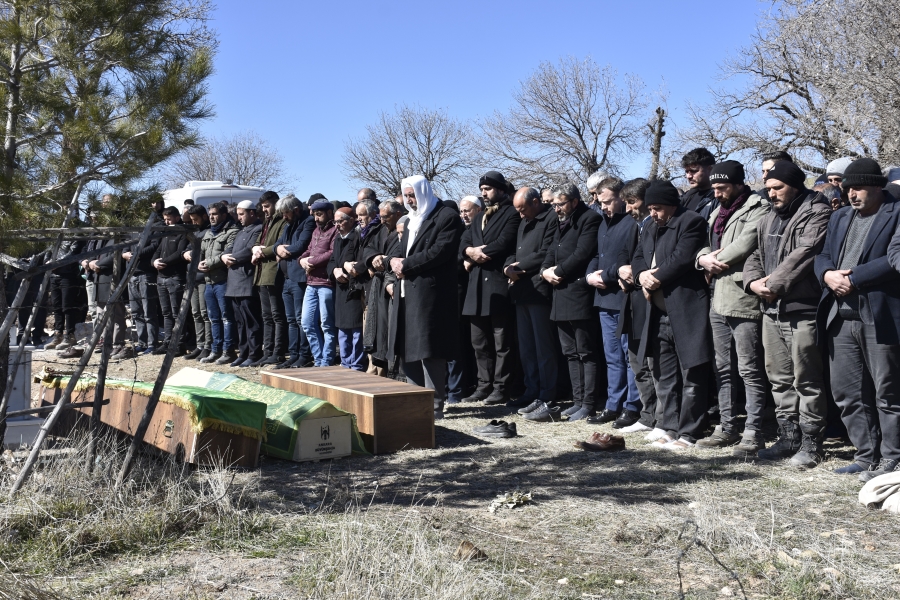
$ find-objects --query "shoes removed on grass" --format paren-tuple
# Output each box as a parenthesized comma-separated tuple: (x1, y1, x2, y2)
(574, 432, 625, 452)
(473, 420, 517, 438)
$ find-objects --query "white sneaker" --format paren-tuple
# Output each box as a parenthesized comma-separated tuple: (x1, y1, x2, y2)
(645, 427, 667, 442)
(620, 421, 652, 434)
(662, 438, 696, 451)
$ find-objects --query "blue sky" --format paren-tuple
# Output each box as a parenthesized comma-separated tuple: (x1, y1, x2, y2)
(199, 0, 763, 200)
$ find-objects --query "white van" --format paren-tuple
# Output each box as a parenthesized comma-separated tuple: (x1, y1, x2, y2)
(163, 181, 269, 210)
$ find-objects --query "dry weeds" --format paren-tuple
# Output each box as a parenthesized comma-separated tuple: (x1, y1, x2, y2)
(0, 349, 897, 599)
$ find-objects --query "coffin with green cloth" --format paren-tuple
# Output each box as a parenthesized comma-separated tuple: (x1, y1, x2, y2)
(40, 367, 367, 465)
(166, 367, 368, 461)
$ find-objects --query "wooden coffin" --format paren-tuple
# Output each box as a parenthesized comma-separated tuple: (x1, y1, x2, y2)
(40, 385, 261, 468)
(261, 367, 434, 454)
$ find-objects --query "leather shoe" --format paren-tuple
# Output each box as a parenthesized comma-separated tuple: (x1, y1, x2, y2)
(272, 359, 294, 370)
(248, 355, 270, 367)
(184, 348, 203, 361)
(574, 432, 626, 452)
(290, 358, 314, 368)
(200, 352, 221, 364)
(612, 409, 641, 429)
(586, 409, 619, 425)
(483, 391, 509, 405)
(473, 420, 517, 438)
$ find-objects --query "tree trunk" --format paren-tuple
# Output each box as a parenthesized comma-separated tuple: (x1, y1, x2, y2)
(648, 107, 666, 181)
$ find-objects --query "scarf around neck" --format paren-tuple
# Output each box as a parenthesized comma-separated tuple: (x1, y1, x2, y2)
(210, 215, 231, 235)
(360, 214, 381, 239)
(713, 189, 750, 238)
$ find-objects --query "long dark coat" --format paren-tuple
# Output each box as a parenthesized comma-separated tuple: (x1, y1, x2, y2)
(819, 194, 900, 345)
(632, 207, 713, 369)
(504, 205, 556, 305)
(363, 227, 397, 363)
(540, 202, 602, 322)
(328, 229, 365, 330)
(388, 204, 465, 362)
(224, 221, 262, 298)
(459, 202, 520, 316)
(615, 216, 649, 340)
(587, 212, 638, 311)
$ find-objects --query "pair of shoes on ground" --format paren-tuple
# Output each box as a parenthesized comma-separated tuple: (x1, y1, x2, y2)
(574, 432, 625, 452)
(473, 420, 517, 438)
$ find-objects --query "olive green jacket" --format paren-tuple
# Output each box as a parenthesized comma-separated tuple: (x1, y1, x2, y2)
(254, 214, 286, 286)
(696, 192, 770, 319)
(200, 220, 240, 285)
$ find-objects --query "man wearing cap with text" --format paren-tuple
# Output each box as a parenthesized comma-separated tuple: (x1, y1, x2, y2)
(744, 161, 831, 467)
(695, 160, 771, 456)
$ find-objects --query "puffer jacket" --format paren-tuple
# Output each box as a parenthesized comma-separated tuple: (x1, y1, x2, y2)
(696, 192, 770, 319)
(200, 219, 240, 284)
(743, 190, 831, 314)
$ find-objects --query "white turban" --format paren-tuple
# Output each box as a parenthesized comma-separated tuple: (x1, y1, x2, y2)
(399, 175, 439, 253)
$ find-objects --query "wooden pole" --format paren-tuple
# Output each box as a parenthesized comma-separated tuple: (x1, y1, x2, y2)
(115, 233, 200, 487)
(85, 242, 119, 472)
(8, 213, 158, 497)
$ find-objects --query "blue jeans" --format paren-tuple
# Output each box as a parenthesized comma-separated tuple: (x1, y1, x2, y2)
(205, 281, 234, 353)
(301, 285, 336, 366)
(338, 327, 367, 371)
(600, 309, 640, 413)
(516, 303, 558, 402)
(283, 279, 313, 364)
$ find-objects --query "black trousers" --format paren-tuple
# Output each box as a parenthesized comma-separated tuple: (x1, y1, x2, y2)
(556, 319, 599, 410)
(157, 275, 186, 342)
(470, 311, 513, 395)
(828, 317, 900, 465)
(50, 277, 87, 335)
(648, 313, 710, 443)
(260, 284, 287, 357)
(231, 293, 264, 360)
(630, 336, 661, 427)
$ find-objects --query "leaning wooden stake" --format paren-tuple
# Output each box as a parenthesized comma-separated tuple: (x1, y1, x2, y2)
(85, 244, 120, 472)
(8, 214, 158, 497)
(115, 233, 200, 487)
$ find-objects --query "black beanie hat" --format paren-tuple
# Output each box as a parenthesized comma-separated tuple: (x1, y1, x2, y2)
(841, 158, 888, 188)
(308, 192, 327, 204)
(644, 180, 681, 207)
(709, 160, 745, 185)
(764, 161, 806, 190)
(479, 170, 509, 191)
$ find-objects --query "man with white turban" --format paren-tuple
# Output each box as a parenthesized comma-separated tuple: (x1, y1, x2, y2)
(388, 175, 465, 419)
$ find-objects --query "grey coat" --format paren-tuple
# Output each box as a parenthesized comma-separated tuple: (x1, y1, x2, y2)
(224, 221, 262, 297)
(200, 219, 240, 285)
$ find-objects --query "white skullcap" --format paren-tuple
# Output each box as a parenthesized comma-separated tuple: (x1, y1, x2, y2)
(461, 195, 482, 208)
(236, 200, 256, 210)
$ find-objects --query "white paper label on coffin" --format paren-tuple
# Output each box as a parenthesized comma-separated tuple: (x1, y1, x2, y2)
(297, 415, 352, 461)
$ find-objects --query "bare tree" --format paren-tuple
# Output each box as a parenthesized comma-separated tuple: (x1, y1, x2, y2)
(477, 57, 648, 186)
(162, 130, 293, 190)
(682, 0, 900, 172)
(342, 105, 476, 200)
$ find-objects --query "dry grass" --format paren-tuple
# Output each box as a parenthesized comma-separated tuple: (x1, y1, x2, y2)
(4, 350, 900, 599)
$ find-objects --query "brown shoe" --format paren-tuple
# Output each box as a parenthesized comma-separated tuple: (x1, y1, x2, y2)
(58, 346, 84, 359)
(574, 432, 625, 452)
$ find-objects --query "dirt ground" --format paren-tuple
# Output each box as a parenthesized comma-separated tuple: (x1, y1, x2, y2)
(6, 346, 900, 599)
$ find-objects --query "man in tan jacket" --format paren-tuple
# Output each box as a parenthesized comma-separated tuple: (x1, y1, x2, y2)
(695, 160, 770, 457)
